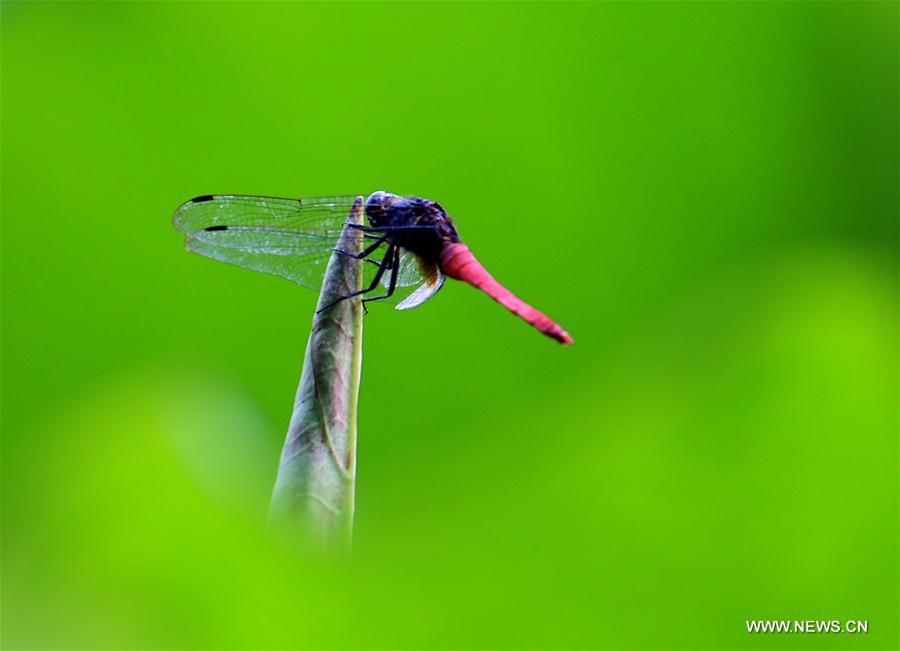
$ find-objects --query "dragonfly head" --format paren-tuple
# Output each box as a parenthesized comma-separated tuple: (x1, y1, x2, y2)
(365, 190, 401, 227)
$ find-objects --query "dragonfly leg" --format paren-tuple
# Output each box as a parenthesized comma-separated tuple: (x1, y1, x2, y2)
(344, 223, 385, 233)
(316, 244, 395, 314)
(334, 236, 393, 268)
(362, 246, 400, 303)
(333, 235, 386, 260)
(358, 249, 394, 269)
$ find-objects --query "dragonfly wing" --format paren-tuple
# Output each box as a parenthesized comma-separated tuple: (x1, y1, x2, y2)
(173, 194, 358, 290)
(395, 256, 445, 310)
(173, 194, 358, 233)
(380, 248, 429, 289)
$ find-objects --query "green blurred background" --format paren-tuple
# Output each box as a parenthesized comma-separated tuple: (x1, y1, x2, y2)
(2, 2, 897, 649)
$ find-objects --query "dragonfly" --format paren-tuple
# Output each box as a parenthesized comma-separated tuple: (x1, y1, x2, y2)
(172, 191, 574, 344)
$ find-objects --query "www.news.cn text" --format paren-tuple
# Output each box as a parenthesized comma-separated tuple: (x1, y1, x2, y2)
(746, 620, 868, 634)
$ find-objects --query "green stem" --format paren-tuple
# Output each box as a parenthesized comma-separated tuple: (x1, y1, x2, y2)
(268, 197, 365, 551)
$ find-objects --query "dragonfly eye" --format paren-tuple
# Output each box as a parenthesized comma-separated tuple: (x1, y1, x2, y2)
(365, 190, 394, 226)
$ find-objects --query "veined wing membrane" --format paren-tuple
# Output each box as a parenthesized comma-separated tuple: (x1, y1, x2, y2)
(173, 194, 359, 234)
(360, 246, 439, 307)
(388, 249, 431, 288)
(388, 249, 444, 309)
(173, 194, 360, 291)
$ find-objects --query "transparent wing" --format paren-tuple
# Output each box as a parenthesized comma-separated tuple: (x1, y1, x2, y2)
(383, 249, 429, 288)
(395, 260, 444, 310)
(359, 247, 435, 306)
(173, 194, 358, 290)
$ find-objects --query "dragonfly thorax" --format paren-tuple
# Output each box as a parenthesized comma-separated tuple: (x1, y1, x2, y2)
(365, 191, 460, 256)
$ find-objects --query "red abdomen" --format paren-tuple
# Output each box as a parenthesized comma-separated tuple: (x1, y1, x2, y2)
(439, 242, 574, 345)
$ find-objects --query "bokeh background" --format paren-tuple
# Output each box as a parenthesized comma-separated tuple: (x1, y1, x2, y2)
(2, 2, 897, 649)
